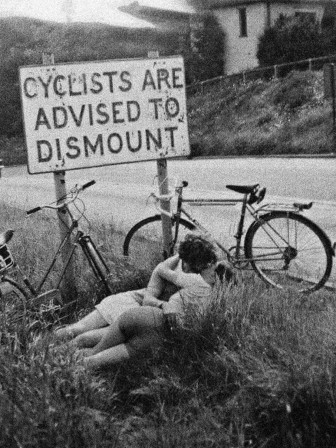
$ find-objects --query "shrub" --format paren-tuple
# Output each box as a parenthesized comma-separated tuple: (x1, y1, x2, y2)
(257, 14, 326, 66)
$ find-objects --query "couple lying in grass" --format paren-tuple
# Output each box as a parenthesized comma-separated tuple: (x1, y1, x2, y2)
(55, 234, 231, 369)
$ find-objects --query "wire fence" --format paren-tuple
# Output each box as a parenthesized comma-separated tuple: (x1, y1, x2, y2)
(186, 53, 336, 95)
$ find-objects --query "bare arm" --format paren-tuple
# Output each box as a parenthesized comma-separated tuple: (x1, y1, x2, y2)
(143, 255, 181, 307)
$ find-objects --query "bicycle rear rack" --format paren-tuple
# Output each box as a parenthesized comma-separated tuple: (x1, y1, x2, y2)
(257, 202, 313, 213)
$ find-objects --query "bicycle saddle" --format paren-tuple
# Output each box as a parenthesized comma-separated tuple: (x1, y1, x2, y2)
(226, 184, 259, 194)
(0, 230, 14, 246)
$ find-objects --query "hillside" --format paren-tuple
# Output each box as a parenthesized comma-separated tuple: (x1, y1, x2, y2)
(188, 70, 332, 157)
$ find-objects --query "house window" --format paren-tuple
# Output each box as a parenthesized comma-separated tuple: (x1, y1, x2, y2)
(239, 8, 247, 37)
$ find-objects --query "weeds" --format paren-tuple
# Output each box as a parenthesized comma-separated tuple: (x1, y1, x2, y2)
(0, 204, 336, 446)
(188, 70, 332, 157)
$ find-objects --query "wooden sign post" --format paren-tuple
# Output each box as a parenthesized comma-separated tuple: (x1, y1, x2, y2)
(156, 158, 173, 258)
(42, 53, 75, 300)
(148, 51, 173, 258)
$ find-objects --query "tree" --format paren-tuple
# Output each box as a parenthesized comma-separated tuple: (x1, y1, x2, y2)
(257, 14, 325, 66)
(184, 13, 225, 84)
(0, 18, 180, 138)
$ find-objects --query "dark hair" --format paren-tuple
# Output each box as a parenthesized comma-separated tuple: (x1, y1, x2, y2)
(178, 234, 217, 273)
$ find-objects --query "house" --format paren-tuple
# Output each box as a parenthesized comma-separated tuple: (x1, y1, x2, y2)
(120, 0, 334, 75)
(208, 0, 330, 74)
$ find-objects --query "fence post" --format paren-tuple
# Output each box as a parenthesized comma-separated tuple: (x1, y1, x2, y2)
(331, 64, 336, 154)
(308, 59, 312, 71)
(274, 65, 278, 79)
(42, 52, 76, 301)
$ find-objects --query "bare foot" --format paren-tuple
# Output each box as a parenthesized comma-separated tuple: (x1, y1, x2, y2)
(77, 348, 94, 358)
(54, 326, 75, 341)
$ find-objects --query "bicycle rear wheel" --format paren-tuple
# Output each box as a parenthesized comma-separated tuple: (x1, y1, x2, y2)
(123, 215, 195, 271)
(244, 211, 333, 293)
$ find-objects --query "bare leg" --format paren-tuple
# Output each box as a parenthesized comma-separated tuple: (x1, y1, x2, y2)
(83, 332, 162, 369)
(90, 321, 125, 355)
(54, 310, 108, 340)
(82, 308, 164, 369)
(72, 327, 110, 348)
(81, 321, 129, 368)
(84, 344, 131, 369)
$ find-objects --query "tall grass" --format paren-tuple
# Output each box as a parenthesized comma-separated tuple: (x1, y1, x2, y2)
(1, 203, 336, 447)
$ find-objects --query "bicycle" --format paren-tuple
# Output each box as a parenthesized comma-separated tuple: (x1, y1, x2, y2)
(0, 180, 114, 329)
(123, 180, 334, 294)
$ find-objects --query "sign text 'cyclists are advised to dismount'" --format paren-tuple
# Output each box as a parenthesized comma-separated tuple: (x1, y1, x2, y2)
(19, 56, 190, 174)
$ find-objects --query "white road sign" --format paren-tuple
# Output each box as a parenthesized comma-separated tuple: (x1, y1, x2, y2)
(19, 56, 190, 174)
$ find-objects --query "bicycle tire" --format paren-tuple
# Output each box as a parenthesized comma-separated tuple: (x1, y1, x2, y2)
(0, 276, 29, 329)
(244, 211, 333, 293)
(123, 215, 195, 271)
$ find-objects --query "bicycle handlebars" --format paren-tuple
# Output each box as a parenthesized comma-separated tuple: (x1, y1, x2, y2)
(81, 180, 96, 191)
(26, 206, 42, 215)
(26, 180, 96, 215)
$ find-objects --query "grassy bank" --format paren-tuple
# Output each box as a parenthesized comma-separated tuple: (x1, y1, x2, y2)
(188, 70, 332, 157)
(0, 70, 333, 167)
(1, 203, 336, 447)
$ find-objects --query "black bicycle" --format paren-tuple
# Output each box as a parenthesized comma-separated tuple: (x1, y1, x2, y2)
(124, 179, 334, 294)
(0, 180, 114, 327)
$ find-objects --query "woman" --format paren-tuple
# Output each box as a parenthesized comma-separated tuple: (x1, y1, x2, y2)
(77, 234, 219, 369)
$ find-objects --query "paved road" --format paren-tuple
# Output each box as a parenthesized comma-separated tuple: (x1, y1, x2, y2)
(2, 157, 336, 285)
(2, 157, 336, 227)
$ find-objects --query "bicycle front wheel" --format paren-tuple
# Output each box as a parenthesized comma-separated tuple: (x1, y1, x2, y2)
(123, 215, 195, 271)
(244, 212, 333, 293)
(0, 276, 29, 329)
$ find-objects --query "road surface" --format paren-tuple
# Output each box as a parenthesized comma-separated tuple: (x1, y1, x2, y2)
(1, 157, 336, 285)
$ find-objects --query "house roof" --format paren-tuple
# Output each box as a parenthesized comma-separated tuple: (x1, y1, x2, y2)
(119, 1, 196, 33)
(119, 1, 196, 19)
(209, 0, 336, 6)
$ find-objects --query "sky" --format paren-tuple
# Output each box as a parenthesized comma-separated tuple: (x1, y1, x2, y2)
(0, 0, 194, 28)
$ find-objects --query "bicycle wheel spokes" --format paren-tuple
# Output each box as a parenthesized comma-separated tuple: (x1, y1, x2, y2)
(245, 212, 332, 293)
(123, 216, 194, 271)
(0, 280, 28, 330)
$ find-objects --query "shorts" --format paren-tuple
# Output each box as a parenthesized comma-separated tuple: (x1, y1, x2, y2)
(118, 306, 166, 356)
(95, 288, 145, 324)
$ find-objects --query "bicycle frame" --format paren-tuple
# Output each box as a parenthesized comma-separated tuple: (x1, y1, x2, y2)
(155, 184, 313, 268)
(177, 194, 256, 263)
(8, 181, 113, 302)
(151, 181, 256, 262)
(36, 204, 112, 295)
